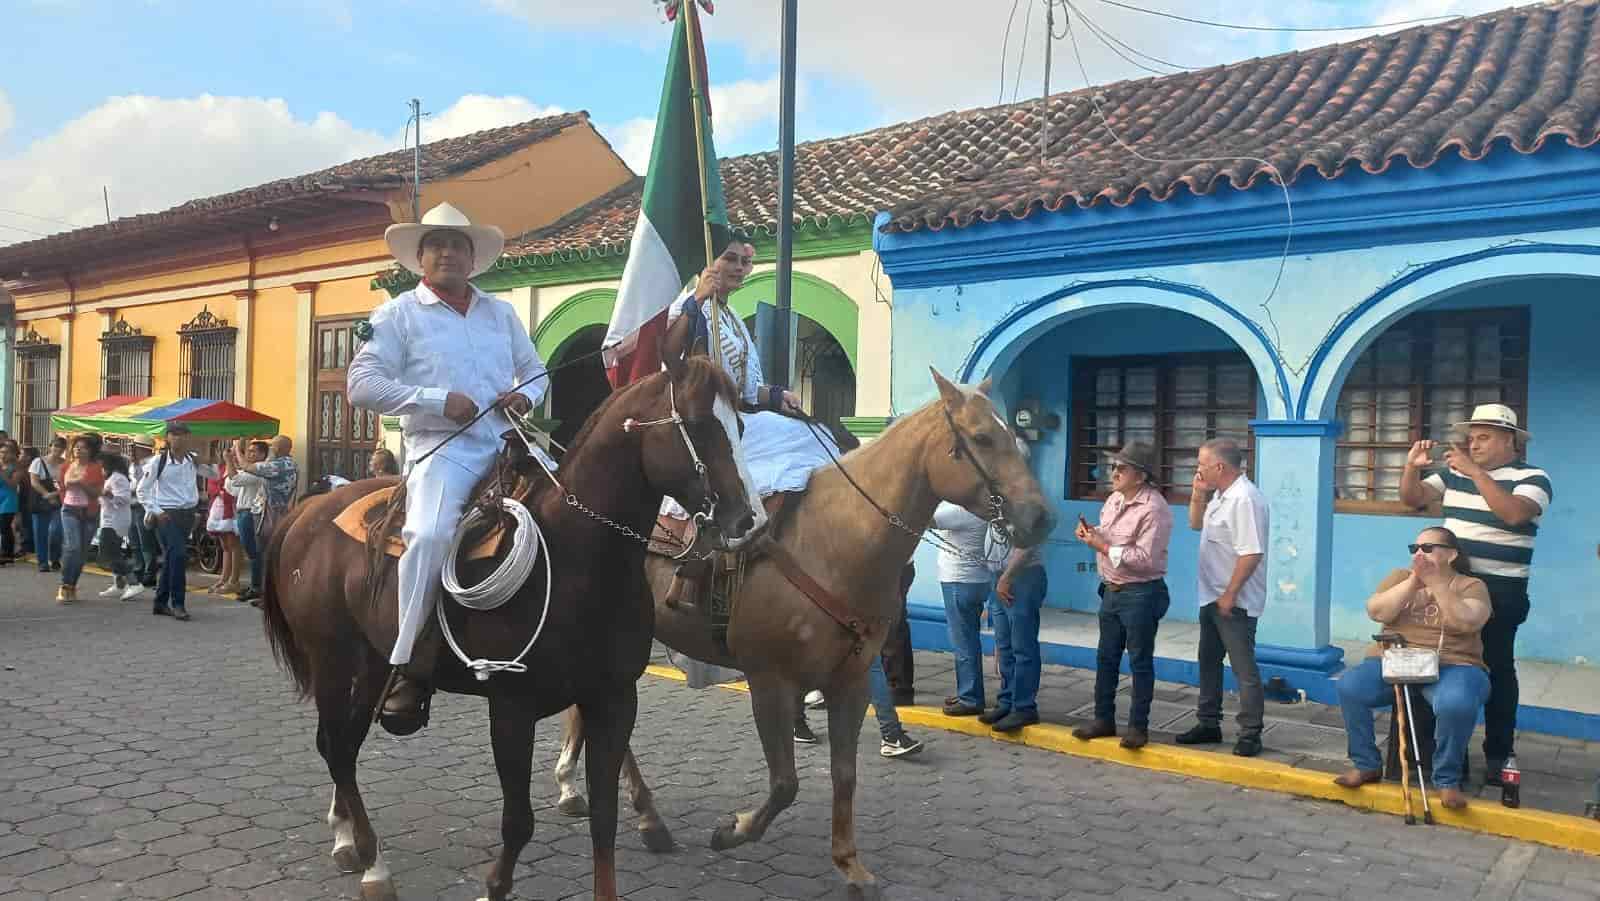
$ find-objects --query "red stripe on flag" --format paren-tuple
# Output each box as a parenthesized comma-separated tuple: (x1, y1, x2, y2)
(605, 309, 671, 389)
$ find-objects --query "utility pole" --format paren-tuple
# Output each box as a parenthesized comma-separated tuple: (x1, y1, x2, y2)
(410, 98, 423, 222)
(103, 186, 111, 224)
(1042, 0, 1053, 165)
(764, 0, 798, 394)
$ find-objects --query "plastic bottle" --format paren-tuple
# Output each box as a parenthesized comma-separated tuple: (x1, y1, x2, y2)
(1500, 756, 1521, 809)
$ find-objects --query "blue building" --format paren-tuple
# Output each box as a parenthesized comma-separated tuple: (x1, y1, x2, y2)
(876, 2, 1600, 736)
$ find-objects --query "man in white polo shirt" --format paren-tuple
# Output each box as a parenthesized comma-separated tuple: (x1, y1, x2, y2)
(1177, 437, 1269, 758)
(1401, 403, 1551, 783)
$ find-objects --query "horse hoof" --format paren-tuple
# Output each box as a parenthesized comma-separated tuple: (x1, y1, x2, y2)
(709, 819, 739, 852)
(332, 843, 361, 873)
(556, 794, 590, 818)
(639, 824, 676, 854)
(359, 878, 399, 901)
(844, 881, 882, 901)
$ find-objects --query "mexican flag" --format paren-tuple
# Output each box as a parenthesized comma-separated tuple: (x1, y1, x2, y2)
(603, 0, 732, 388)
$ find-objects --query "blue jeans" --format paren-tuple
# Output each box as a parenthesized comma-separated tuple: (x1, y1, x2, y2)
(59, 506, 96, 587)
(942, 580, 992, 708)
(32, 508, 62, 570)
(868, 655, 902, 740)
(153, 510, 195, 611)
(1094, 579, 1170, 729)
(1337, 656, 1490, 789)
(235, 509, 262, 591)
(989, 566, 1047, 716)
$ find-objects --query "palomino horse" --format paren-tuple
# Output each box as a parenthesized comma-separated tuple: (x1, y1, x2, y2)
(555, 369, 1055, 899)
(259, 352, 765, 901)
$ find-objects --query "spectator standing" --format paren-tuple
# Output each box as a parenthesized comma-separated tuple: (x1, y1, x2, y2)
(204, 451, 242, 595)
(1071, 442, 1174, 749)
(16, 446, 38, 560)
(1178, 437, 1269, 758)
(932, 501, 1001, 717)
(57, 435, 107, 603)
(370, 447, 400, 477)
(28, 437, 67, 573)
(140, 424, 212, 622)
(226, 440, 270, 603)
(127, 441, 158, 584)
(234, 435, 298, 538)
(983, 437, 1050, 734)
(1399, 404, 1550, 784)
(94, 452, 144, 601)
(0, 441, 21, 565)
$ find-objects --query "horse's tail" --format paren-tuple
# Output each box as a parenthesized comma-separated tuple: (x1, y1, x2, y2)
(260, 501, 314, 698)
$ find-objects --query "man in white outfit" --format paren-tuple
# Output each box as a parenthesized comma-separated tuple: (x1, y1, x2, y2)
(348, 202, 547, 724)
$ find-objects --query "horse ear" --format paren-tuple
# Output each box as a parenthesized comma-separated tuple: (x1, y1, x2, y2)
(930, 367, 966, 409)
(658, 328, 686, 381)
(975, 376, 993, 396)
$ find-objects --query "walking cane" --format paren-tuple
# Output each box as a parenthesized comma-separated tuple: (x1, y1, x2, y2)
(1393, 682, 1417, 825)
(1400, 683, 1435, 824)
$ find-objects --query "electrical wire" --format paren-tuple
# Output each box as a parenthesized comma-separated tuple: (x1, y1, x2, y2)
(1092, 0, 1461, 33)
(1012, 0, 1035, 103)
(1069, 2, 1181, 76)
(0, 207, 83, 228)
(1000, 0, 1024, 105)
(1066, 0, 1196, 73)
(0, 221, 50, 238)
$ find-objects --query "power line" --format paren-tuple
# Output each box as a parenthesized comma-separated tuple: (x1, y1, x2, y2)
(1000, 0, 1024, 105)
(1066, 0, 1197, 73)
(0, 207, 84, 228)
(1092, 0, 1461, 34)
(0, 220, 51, 238)
(1012, 0, 1035, 103)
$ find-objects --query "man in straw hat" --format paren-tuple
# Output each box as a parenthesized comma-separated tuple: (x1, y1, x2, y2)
(348, 202, 548, 730)
(1071, 441, 1174, 749)
(1400, 403, 1551, 784)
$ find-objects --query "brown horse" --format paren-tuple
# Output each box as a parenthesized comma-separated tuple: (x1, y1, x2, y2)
(259, 352, 764, 901)
(555, 369, 1055, 899)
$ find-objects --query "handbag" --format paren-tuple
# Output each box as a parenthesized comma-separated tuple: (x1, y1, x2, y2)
(1381, 621, 1444, 685)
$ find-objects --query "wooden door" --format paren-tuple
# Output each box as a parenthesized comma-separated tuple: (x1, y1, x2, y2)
(309, 318, 380, 482)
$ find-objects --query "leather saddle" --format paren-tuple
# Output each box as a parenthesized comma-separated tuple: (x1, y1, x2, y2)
(332, 483, 508, 561)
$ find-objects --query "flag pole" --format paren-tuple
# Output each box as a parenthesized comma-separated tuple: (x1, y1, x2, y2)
(682, 0, 726, 380)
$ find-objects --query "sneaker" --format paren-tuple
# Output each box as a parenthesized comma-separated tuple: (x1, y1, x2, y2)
(1175, 724, 1224, 745)
(1233, 736, 1263, 757)
(119, 584, 147, 602)
(804, 690, 826, 710)
(793, 716, 818, 744)
(173, 609, 191, 622)
(55, 585, 75, 604)
(880, 732, 924, 758)
(99, 584, 124, 598)
(978, 707, 1012, 726)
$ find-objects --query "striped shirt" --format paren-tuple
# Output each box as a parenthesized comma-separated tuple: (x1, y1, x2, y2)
(1424, 461, 1552, 582)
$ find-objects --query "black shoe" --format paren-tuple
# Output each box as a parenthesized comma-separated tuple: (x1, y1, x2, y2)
(1233, 736, 1262, 757)
(1072, 719, 1117, 741)
(891, 692, 916, 707)
(49, 562, 61, 572)
(942, 701, 984, 717)
(173, 609, 191, 622)
(879, 731, 924, 758)
(1484, 759, 1506, 787)
(1121, 728, 1149, 750)
(1175, 724, 1223, 745)
(978, 707, 1012, 725)
(793, 717, 818, 744)
(379, 675, 432, 736)
(990, 710, 1040, 733)
(152, 605, 172, 616)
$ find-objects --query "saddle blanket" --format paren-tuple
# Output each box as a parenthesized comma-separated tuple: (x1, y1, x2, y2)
(332, 486, 505, 560)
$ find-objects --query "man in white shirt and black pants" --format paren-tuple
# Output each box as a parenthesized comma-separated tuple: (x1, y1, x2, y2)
(138, 424, 210, 621)
(1178, 437, 1270, 758)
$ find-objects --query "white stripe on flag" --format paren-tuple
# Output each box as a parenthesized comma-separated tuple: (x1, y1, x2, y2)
(604, 213, 684, 369)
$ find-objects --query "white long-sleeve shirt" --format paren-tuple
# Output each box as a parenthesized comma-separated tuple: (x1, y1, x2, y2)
(348, 282, 547, 469)
(137, 451, 216, 515)
(226, 469, 266, 516)
(98, 473, 133, 537)
(667, 288, 764, 406)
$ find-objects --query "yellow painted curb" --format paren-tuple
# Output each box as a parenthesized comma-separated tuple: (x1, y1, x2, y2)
(643, 664, 1600, 856)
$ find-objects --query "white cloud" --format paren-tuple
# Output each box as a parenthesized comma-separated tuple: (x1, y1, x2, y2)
(0, 92, 563, 245)
(603, 76, 784, 174)
(607, 117, 659, 174)
(0, 89, 13, 140)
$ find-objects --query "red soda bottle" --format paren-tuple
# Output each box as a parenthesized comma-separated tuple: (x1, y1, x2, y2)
(1500, 756, 1521, 808)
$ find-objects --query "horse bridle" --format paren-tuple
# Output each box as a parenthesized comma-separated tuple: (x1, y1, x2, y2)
(621, 379, 720, 530)
(940, 406, 1014, 544)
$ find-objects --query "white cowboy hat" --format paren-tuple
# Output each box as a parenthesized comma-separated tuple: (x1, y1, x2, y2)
(1454, 403, 1530, 438)
(383, 202, 505, 279)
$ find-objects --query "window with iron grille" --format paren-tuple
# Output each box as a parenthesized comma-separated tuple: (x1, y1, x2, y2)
(178, 308, 237, 401)
(1334, 307, 1529, 511)
(100, 318, 154, 397)
(1069, 353, 1257, 503)
(14, 327, 60, 448)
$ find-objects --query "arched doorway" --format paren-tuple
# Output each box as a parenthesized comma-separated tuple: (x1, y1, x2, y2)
(546, 323, 611, 449)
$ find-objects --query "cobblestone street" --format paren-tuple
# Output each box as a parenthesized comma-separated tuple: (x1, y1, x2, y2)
(3, 565, 1599, 901)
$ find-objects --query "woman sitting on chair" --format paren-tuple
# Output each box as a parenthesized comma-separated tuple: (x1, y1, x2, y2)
(1335, 526, 1491, 809)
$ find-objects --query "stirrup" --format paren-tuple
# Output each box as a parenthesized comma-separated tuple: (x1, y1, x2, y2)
(377, 677, 433, 737)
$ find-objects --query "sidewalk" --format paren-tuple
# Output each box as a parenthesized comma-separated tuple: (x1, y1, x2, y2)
(899, 646, 1600, 818)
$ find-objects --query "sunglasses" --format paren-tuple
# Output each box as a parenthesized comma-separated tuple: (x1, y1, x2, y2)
(1408, 542, 1455, 555)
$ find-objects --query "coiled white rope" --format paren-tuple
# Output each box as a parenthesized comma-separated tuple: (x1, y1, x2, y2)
(439, 496, 552, 680)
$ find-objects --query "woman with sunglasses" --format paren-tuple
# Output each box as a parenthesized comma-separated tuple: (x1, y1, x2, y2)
(1333, 526, 1492, 809)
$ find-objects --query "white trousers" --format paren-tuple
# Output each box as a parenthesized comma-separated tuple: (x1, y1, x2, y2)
(391, 452, 483, 666)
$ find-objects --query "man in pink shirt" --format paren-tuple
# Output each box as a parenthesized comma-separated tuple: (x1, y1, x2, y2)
(1071, 442, 1175, 749)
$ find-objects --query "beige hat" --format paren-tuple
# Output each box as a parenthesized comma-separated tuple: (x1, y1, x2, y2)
(1106, 441, 1159, 484)
(1455, 403, 1529, 438)
(384, 202, 505, 278)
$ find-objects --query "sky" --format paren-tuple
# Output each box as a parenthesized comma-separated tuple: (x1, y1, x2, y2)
(0, 0, 1520, 245)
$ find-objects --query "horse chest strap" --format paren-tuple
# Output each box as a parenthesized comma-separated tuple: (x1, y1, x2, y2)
(765, 543, 867, 652)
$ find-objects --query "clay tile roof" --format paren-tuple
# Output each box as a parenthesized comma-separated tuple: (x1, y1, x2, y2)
(0, 112, 591, 272)
(888, 0, 1600, 233)
(511, 1, 1600, 256)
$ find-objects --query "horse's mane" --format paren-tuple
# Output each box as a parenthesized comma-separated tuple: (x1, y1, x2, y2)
(561, 356, 739, 462)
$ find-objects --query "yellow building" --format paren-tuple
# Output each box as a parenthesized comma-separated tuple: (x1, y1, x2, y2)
(0, 113, 633, 479)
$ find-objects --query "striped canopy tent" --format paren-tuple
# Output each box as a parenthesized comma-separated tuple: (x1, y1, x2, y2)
(50, 396, 279, 439)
